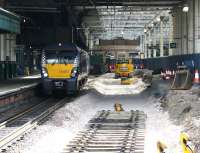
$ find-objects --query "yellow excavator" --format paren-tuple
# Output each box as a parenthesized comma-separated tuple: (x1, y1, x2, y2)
(115, 58, 134, 79)
(157, 132, 195, 153)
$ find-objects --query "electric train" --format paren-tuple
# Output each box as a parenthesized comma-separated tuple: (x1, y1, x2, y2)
(41, 43, 89, 95)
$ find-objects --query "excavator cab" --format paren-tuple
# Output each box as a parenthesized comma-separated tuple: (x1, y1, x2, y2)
(115, 58, 134, 78)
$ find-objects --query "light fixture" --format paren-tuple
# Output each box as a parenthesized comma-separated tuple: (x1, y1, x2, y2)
(121, 31, 124, 35)
(144, 29, 147, 33)
(183, 5, 189, 12)
(58, 43, 62, 46)
(23, 19, 26, 23)
(156, 17, 161, 22)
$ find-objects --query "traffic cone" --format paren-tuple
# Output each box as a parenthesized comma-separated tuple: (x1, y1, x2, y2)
(193, 69, 199, 83)
(172, 70, 175, 76)
(169, 70, 172, 76)
(163, 70, 166, 80)
(163, 70, 166, 79)
(166, 70, 168, 75)
(166, 69, 170, 80)
(161, 71, 164, 78)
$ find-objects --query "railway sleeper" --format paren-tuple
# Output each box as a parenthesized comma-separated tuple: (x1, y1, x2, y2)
(62, 110, 146, 153)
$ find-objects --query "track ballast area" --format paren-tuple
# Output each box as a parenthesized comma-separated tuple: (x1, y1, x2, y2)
(62, 110, 146, 153)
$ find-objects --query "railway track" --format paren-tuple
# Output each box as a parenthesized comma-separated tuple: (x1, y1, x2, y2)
(0, 98, 67, 152)
(63, 110, 146, 153)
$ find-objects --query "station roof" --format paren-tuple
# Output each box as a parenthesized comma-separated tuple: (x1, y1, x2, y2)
(78, 0, 184, 40)
(6, 0, 185, 39)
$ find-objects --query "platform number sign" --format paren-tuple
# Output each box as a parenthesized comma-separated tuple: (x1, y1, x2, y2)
(170, 43, 176, 49)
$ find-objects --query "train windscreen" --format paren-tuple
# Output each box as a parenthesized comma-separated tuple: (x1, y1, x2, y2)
(117, 59, 129, 64)
(46, 50, 77, 64)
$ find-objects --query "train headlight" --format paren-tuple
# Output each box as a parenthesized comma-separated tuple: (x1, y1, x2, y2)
(71, 68, 77, 77)
(42, 67, 48, 78)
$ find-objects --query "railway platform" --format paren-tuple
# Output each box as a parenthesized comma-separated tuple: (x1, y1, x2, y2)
(0, 74, 42, 117)
(0, 74, 41, 97)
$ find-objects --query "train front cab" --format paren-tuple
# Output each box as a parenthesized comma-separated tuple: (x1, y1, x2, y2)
(41, 44, 89, 95)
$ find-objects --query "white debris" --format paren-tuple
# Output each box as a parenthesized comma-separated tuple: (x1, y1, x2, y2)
(7, 76, 182, 153)
(89, 73, 147, 95)
(144, 100, 182, 153)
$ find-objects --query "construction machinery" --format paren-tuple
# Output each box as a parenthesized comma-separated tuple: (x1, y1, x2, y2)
(180, 132, 195, 153)
(157, 141, 167, 153)
(115, 58, 134, 79)
(171, 66, 192, 90)
(114, 103, 124, 112)
(121, 77, 132, 85)
(157, 132, 196, 153)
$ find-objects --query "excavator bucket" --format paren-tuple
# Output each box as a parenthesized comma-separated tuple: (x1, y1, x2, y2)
(171, 69, 192, 90)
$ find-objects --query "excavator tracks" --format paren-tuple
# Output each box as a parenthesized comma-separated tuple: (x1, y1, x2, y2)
(62, 110, 146, 153)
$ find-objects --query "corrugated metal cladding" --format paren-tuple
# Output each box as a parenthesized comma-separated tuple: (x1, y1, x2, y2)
(133, 54, 200, 74)
(0, 8, 20, 34)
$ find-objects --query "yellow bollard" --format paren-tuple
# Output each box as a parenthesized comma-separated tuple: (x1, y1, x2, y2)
(114, 103, 124, 112)
(157, 141, 167, 153)
(180, 132, 195, 153)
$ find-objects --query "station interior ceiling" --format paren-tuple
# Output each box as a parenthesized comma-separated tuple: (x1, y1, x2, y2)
(5, 0, 185, 43)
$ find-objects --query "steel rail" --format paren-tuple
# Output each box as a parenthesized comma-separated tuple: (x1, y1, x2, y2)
(62, 110, 146, 153)
(0, 98, 67, 151)
(0, 102, 46, 130)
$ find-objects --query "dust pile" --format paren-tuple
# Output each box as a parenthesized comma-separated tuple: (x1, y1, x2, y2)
(88, 73, 148, 95)
(159, 86, 200, 152)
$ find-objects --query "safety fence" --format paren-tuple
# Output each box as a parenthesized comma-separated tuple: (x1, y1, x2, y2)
(133, 54, 200, 74)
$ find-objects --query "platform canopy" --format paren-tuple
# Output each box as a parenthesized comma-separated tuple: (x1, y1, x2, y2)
(0, 7, 20, 34)
(73, 0, 185, 40)
(5, 0, 185, 39)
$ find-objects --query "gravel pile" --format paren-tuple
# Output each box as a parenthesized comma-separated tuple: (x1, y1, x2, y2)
(159, 86, 200, 152)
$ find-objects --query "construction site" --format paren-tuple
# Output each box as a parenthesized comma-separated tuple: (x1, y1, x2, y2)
(0, 0, 199, 153)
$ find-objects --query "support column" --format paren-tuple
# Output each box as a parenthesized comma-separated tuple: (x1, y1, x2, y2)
(160, 19, 164, 57)
(169, 15, 174, 56)
(140, 35, 144, 55)
(148, 31, 152, 58)
(189, 0, 194, 54)
(144, 33, 147, 58)
(0, 34, 5, 61)
(85, 29, 89, 48)
(5, 34, 10, 61)
(10, 34, 16, 61)
(153, 28, 157, 57)
(89, 34, 94, 50)
(195, 0, 200, 53)
(0, 34, 2, 61)
(185, 11, 189, 54)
